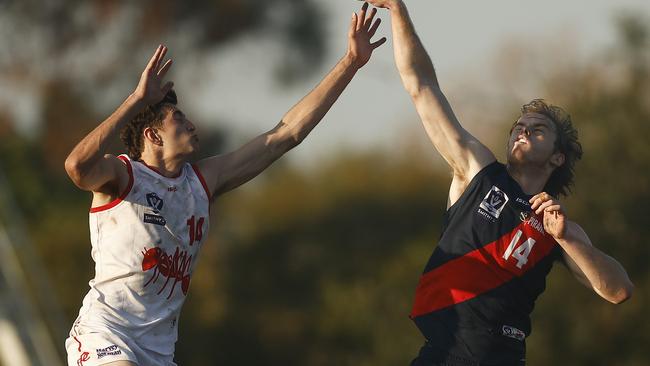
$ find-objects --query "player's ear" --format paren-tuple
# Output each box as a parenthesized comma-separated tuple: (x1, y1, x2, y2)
(143, 127, 163, 146)
(550, 152, 565, 168)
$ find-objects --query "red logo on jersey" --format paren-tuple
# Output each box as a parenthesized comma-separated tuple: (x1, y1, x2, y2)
(141, 246, 192, 299)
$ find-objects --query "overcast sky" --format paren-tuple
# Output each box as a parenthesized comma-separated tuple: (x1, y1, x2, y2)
(181, 0, 647, 164)
(5, 1, 642, 166)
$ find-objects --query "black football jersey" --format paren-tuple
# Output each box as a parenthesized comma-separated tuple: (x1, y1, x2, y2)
(411, 162, 562, 365)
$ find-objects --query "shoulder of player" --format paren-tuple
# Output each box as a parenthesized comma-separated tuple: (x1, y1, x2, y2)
(90, 154, 132, 195)
(447, 160, 502, 207)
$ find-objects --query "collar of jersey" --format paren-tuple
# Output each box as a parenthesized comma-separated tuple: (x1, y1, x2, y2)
(136, 160, 187, 182)
(505, 171, 535, 201)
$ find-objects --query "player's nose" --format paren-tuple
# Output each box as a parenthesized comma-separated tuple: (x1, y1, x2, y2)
(186, 119, 196, 132)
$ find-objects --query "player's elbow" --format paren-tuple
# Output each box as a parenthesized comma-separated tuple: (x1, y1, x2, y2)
(405, 79, 439, 100)
(271, 120, 302, 152)
(283, 131, 302, 150)
(404, 80, 427, 99)
(65, 155, 82, 182)
(608, 281, 634, 304)
(64, 155, 90, 190)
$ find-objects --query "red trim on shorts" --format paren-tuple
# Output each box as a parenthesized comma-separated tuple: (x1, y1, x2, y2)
(191, 164, 212, 201)
(89, 156, 134, 213)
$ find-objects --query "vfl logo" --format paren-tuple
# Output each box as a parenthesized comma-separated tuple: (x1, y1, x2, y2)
(146, 192, 164, 213)
(479, 186, 509, 219)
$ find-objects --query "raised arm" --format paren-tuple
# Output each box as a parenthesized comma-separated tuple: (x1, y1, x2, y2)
(366, 0, 495, 205)
(530, 192, 634, 304)
(196, 4, 386, 197)
(64, 45, 174, 196)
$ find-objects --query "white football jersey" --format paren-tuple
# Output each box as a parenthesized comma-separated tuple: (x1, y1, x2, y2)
(69, 154, 211, 361)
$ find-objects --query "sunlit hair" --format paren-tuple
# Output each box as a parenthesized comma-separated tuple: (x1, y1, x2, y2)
(510, 99, 583, 197)
(120, 90, 178, 160)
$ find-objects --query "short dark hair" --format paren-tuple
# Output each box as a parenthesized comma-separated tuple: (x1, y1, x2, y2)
(120, 90, 178, 160)
(512, 99, 583, 197)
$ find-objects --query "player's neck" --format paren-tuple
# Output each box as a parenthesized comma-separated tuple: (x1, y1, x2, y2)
(506, 162, 552, 196)
(140, 150, 186, 178)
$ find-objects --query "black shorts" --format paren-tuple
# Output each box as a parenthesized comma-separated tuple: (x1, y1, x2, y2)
(409, 341, 525, 366)
(410, 341, 477, 366)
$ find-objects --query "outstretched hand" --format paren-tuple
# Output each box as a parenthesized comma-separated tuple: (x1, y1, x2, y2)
(530, 192, 567, 240)
(133, 45, 174, 106)
(347, 2, 387, 69)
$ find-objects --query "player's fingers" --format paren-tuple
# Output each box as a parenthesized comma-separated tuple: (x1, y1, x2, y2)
(358, 2, 368, 31)
(155, 46, 168, 71)
(158, 59, 173, 78)
(534, 200, 550, 214)
(544, 204, 563, 213)
(536, 200, 556, 214)
(530, 197, 544, 210)
(534, 192, 554, 208)
(371, 37, 387, 49)
(529, 192, 550, 204)
(146, 45, 162, 72)
(368, 17, 381, 37)
(349, 13, 358, 37)
(364, 7, 377, 30)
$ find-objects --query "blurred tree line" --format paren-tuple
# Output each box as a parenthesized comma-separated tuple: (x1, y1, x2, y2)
(0, 2, 648, 365)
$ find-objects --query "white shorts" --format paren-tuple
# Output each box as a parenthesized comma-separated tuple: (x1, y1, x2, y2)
(65, 330, 177, 366)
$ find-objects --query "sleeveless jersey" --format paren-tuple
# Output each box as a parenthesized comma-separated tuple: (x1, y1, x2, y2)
(69, 154, 211, 359)
(410, 162, 562, 365)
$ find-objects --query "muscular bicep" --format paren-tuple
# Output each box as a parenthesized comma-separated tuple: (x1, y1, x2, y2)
(412, 87, 495, 180)
(66, 153, 129, 194)
(196, 128, 287, 197)
(88, 155, 132, 207)
(412, 87, 495, 206)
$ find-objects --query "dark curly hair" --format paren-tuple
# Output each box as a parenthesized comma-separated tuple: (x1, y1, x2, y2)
(511, 99, 583, 197)
(120, 90, 178, 160)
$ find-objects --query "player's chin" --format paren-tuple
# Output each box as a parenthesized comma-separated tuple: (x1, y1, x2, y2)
(181, 142, 199, 159)
(189, 137, 200, 151)
(507, 150, 527, 164)
(189, 144, 200, 155)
